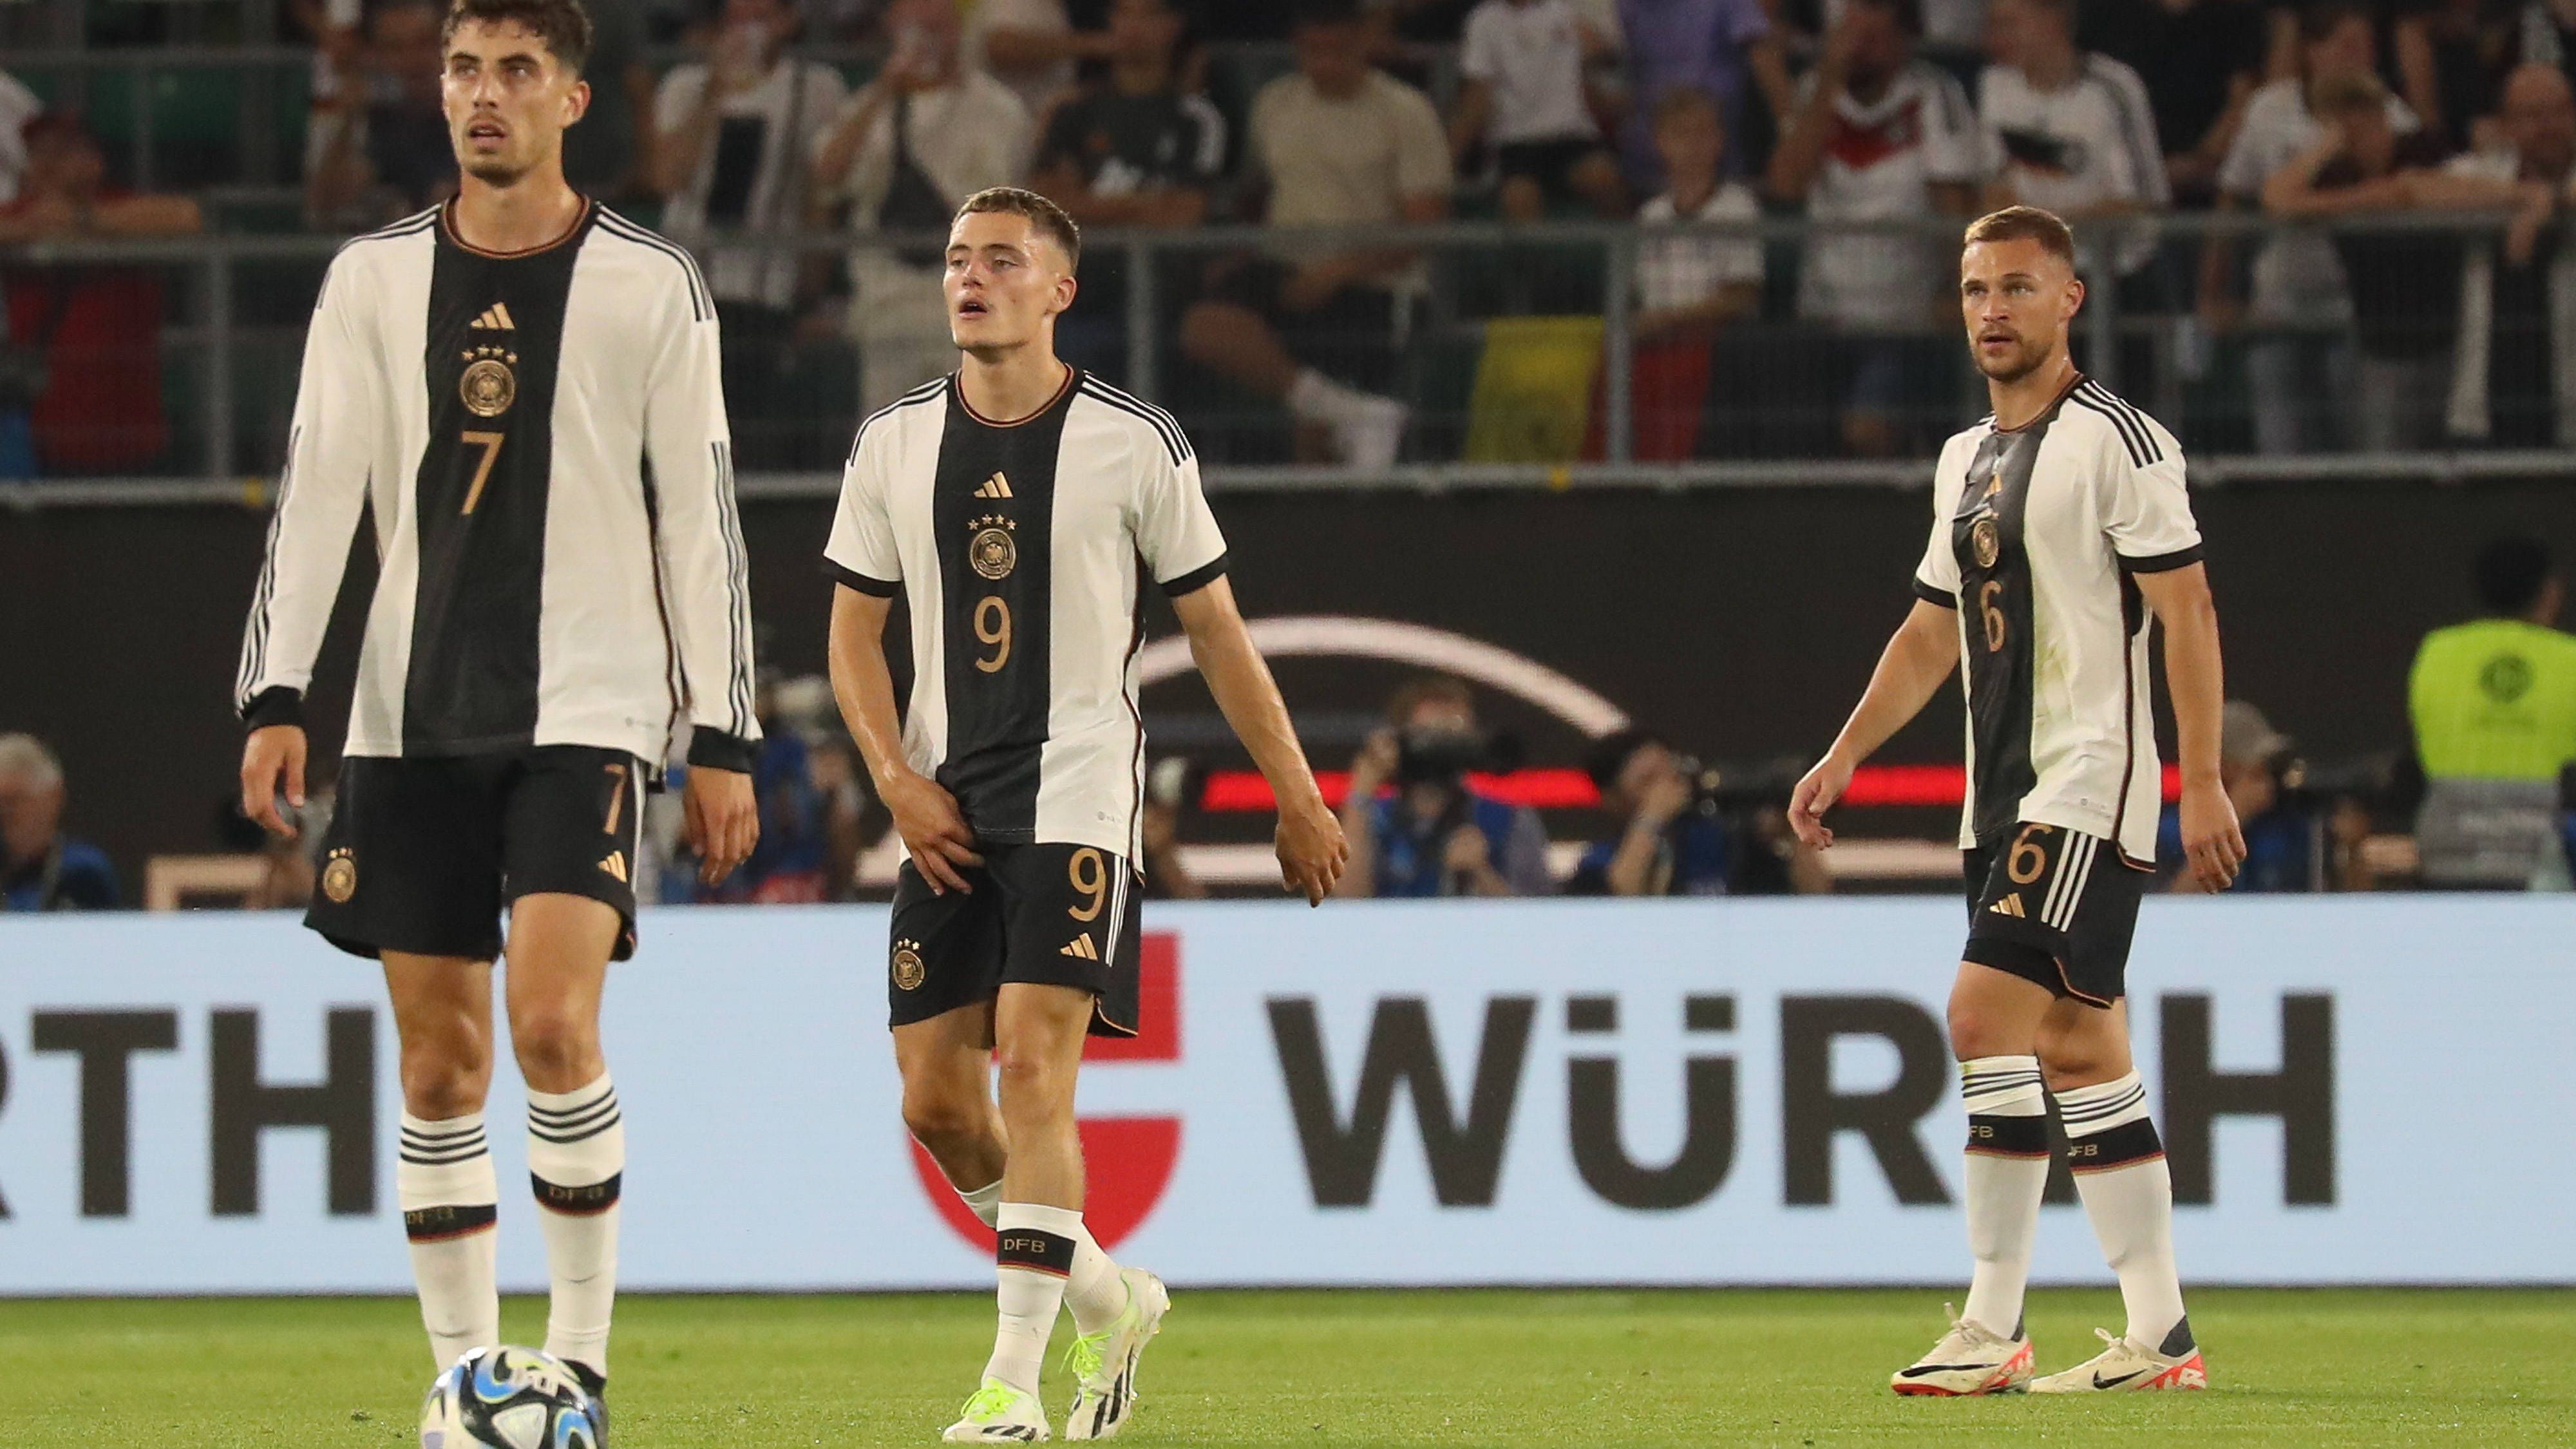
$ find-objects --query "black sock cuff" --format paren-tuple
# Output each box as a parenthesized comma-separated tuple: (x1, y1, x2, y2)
(2067, 1117, 2164, 1173)
(1965, 1112, 2050, 1159)
(996, 1227, 1077, 1277)
(531, 1171, 623, 1216)
(403, 1202, 498, 1242)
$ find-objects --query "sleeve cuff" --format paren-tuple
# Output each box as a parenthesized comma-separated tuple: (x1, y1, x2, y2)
(826, 560, 900, 597)
(1159, 552, 1229, 598)
(2118, 544, 2204, 574)
(1912, 578, 1958, 608)
(242, 687, 305, 731)
(687, 726, 759, 773)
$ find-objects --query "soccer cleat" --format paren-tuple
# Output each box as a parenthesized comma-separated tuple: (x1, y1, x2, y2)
(943, 1378, 1052, 1443)
(1889, 1305, 2034, 1396)
(2030, 1327, 2208, 1393)
(1062, 1267, 1171, 1441)
(567, 1361, 610, 1446)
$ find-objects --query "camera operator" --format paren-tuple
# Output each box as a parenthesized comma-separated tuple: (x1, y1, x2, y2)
(2159, 700, 2334, 893)
(1569, 730, 1830, 896)
(1337, 675, 1554, 898)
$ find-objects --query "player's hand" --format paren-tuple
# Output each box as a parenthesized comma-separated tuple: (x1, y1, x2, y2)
(884, 770, 982, 895)
(1787, 752, 1854, 849)
(240, 725, 309, 840)
(1276, 794, 1347, 906)
(2178, 776, 2246, 893)
(683, 766, 759, 886)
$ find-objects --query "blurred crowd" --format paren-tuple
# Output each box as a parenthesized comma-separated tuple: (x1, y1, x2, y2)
(10, 0, 2576, 473)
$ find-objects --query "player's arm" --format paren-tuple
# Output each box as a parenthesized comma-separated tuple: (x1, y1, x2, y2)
(638, 261, 759, 885)
(1788, 599, 1962, 849)
(824, 582, 982, 895)
(2134, 562, 2246, 891)
(1171, 578, 1347, 906)
(236, 255, 378, 838)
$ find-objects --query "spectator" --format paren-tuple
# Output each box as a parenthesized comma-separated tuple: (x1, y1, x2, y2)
(1141, 757, 1208, 898)
(2159, 701, 2324, 892)
(1567, 729, 1729, 894)
(306, 0, 457, 230)
(561, 0, 657, 200)
(1334, 675, 1554, 898)
(1029, 0, 1225, 378)
(815, 0, 1031, 411)
(0, 70, 39, 203)
(653, 0, 848, 464)
(0, 113, 202, 478)
(2409, 534, 2576, 888)
(2206, 0, 2410, 454)
(0, 734, 118, 911)
(1764, 0, 1982, 457)
(1980, 0, 2170, 294)
(968, 0, 1096, 120)
(1617, 0, 1794, 187)
(1627, 86, 1763, 458)
(2262, 70, 2505, 450)
(2400, 0, 2509, 153)
(2081, 0, 2268, 205)
(2447, 62, 2576, 446)
(1450, 0, 1625, 222)
(1175, 0, 1452, 468)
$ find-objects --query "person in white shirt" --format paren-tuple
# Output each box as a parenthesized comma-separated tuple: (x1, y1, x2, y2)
(1765, 0, 1983, 456)
(0, 73, 46, 204)
(814, 0, 1033, 412)
(966, 0, 1094, 122)
(1631, 86, 1763, 457)
(1977, 0, 2168, 283)
(1450, 0, 1625, 221)
(650, 0, 848, 464)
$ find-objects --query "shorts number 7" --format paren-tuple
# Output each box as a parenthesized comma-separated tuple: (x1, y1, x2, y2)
(460, 430, 505, 515)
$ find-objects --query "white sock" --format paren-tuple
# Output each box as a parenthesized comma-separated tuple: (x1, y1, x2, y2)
(986, 1202, 1080, 1395)
(956, 1176, 1125, 1334)
(398, 1111, 500, 1372)
(1958, 1056, 2048, 1340)
(2055, 1071, 2192, 1354)
(527, 1075, 625, 1379)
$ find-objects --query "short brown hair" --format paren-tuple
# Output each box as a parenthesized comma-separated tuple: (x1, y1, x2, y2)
(954, 187, 1083, 272)
(2309, 70, 2389, 116)
(1963, 205, 2076, 267)
(444, 0, 593, 75)
(1387, 674, 1475, 727)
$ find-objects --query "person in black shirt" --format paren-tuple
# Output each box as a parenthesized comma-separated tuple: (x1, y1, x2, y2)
(2079, 0, 2268, 205)
(2456, 63, 2576, 446)
(1028, 0, 1225, 379)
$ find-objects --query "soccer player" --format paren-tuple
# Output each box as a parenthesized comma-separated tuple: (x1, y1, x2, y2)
(826, 187, 1347, 1443)
(235, 0, 759, 1428)
(1788, 205, 2245, 1396)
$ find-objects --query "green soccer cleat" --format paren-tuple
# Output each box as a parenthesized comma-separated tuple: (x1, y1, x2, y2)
(943, 1377, 1052, 1443)
(1061, 1268, 1171, 1441)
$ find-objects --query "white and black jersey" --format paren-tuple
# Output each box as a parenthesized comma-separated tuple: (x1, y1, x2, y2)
(236, 201, 760, 771)
(826, 369, 1227, 859)
(1915, 377, 2201, 864)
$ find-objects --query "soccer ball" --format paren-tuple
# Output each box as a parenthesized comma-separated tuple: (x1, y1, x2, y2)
(419, 1345, 602, 1449)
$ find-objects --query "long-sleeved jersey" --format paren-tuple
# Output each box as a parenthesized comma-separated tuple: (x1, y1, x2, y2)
(236, 201, 759, 770)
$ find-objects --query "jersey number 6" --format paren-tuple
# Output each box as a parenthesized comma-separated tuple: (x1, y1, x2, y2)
(1979, 579, 2007, 653)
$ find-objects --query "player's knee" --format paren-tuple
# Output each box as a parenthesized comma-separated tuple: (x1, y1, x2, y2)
(507, 1007, 601, 1088)
(1946, 1001, 2024, 1061)
(991, 1045, 1075, 1125)
(2036, 1024, 2124, 1088)
(399, 1041, 490, 1120)
(899, 1080, 987, 1153)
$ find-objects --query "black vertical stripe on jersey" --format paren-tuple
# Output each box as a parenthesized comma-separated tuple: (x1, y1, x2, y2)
(636, 452, 687, 752)
(1956, 407, 2056, 848)
(933, 374, 1074, 842)
(402, 206, 597, 751)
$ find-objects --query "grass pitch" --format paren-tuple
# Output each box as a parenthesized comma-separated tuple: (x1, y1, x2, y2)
(1, 1288, 2566, 1446)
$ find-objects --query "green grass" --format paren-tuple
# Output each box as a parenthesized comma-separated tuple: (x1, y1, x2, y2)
(1, 1289, 2568, 1446)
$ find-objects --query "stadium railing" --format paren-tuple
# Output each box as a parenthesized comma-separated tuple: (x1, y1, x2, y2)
(1, 207, 2565, 507)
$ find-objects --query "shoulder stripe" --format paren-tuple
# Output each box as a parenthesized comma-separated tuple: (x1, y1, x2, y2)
(2069, 392, 2154, 469)
(329, 207, 438, 266)
(2076, 381, 2163, 464)
(596, 209, 714, 321)
(844, 377, 949, 469)
(1078, 377, 1191, 465)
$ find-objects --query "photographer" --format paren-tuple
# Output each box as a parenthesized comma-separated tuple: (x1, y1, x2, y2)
(2159, 701, 2336, 893)
(1337, 676, 1553, 898)
(1569, 730, 1829, 896)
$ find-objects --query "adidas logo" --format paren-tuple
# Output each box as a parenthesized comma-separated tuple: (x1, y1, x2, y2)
(974, 471, 1013, 499)
(471, 303, 516, 332)
(599, 850, 628, 884)
(1059, 934, 1099, 960)
(1988, 893, 2025, 918)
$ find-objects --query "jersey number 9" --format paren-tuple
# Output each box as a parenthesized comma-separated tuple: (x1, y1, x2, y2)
(973, 596, 1011, 673)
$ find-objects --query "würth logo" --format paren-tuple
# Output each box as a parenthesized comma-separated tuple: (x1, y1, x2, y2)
(911, 934, 1182, 1253)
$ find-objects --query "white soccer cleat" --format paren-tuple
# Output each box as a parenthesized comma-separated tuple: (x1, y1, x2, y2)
(942, 1377, 1052, 1443)
(1061, 1267, 1170, 1441)
(1888, 1305, 2034, 1396)
(2030, 1327, 2208, 1393)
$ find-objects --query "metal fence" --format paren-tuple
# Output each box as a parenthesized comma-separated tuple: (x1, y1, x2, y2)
(3, 207, 2571, 508)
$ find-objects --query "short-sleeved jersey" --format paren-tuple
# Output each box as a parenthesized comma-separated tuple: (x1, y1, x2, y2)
(826, 368, 1227, 858)
(1913, 377, 2201, 864)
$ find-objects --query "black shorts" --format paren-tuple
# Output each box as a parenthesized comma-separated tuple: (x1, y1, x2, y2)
(1202, 257, 1400, 393)
(889, 843, 1142, 1039)
(306, 746, 644, 963)
(1495, 136, 1609, 199)
(1960, 822, 2149, 1006)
